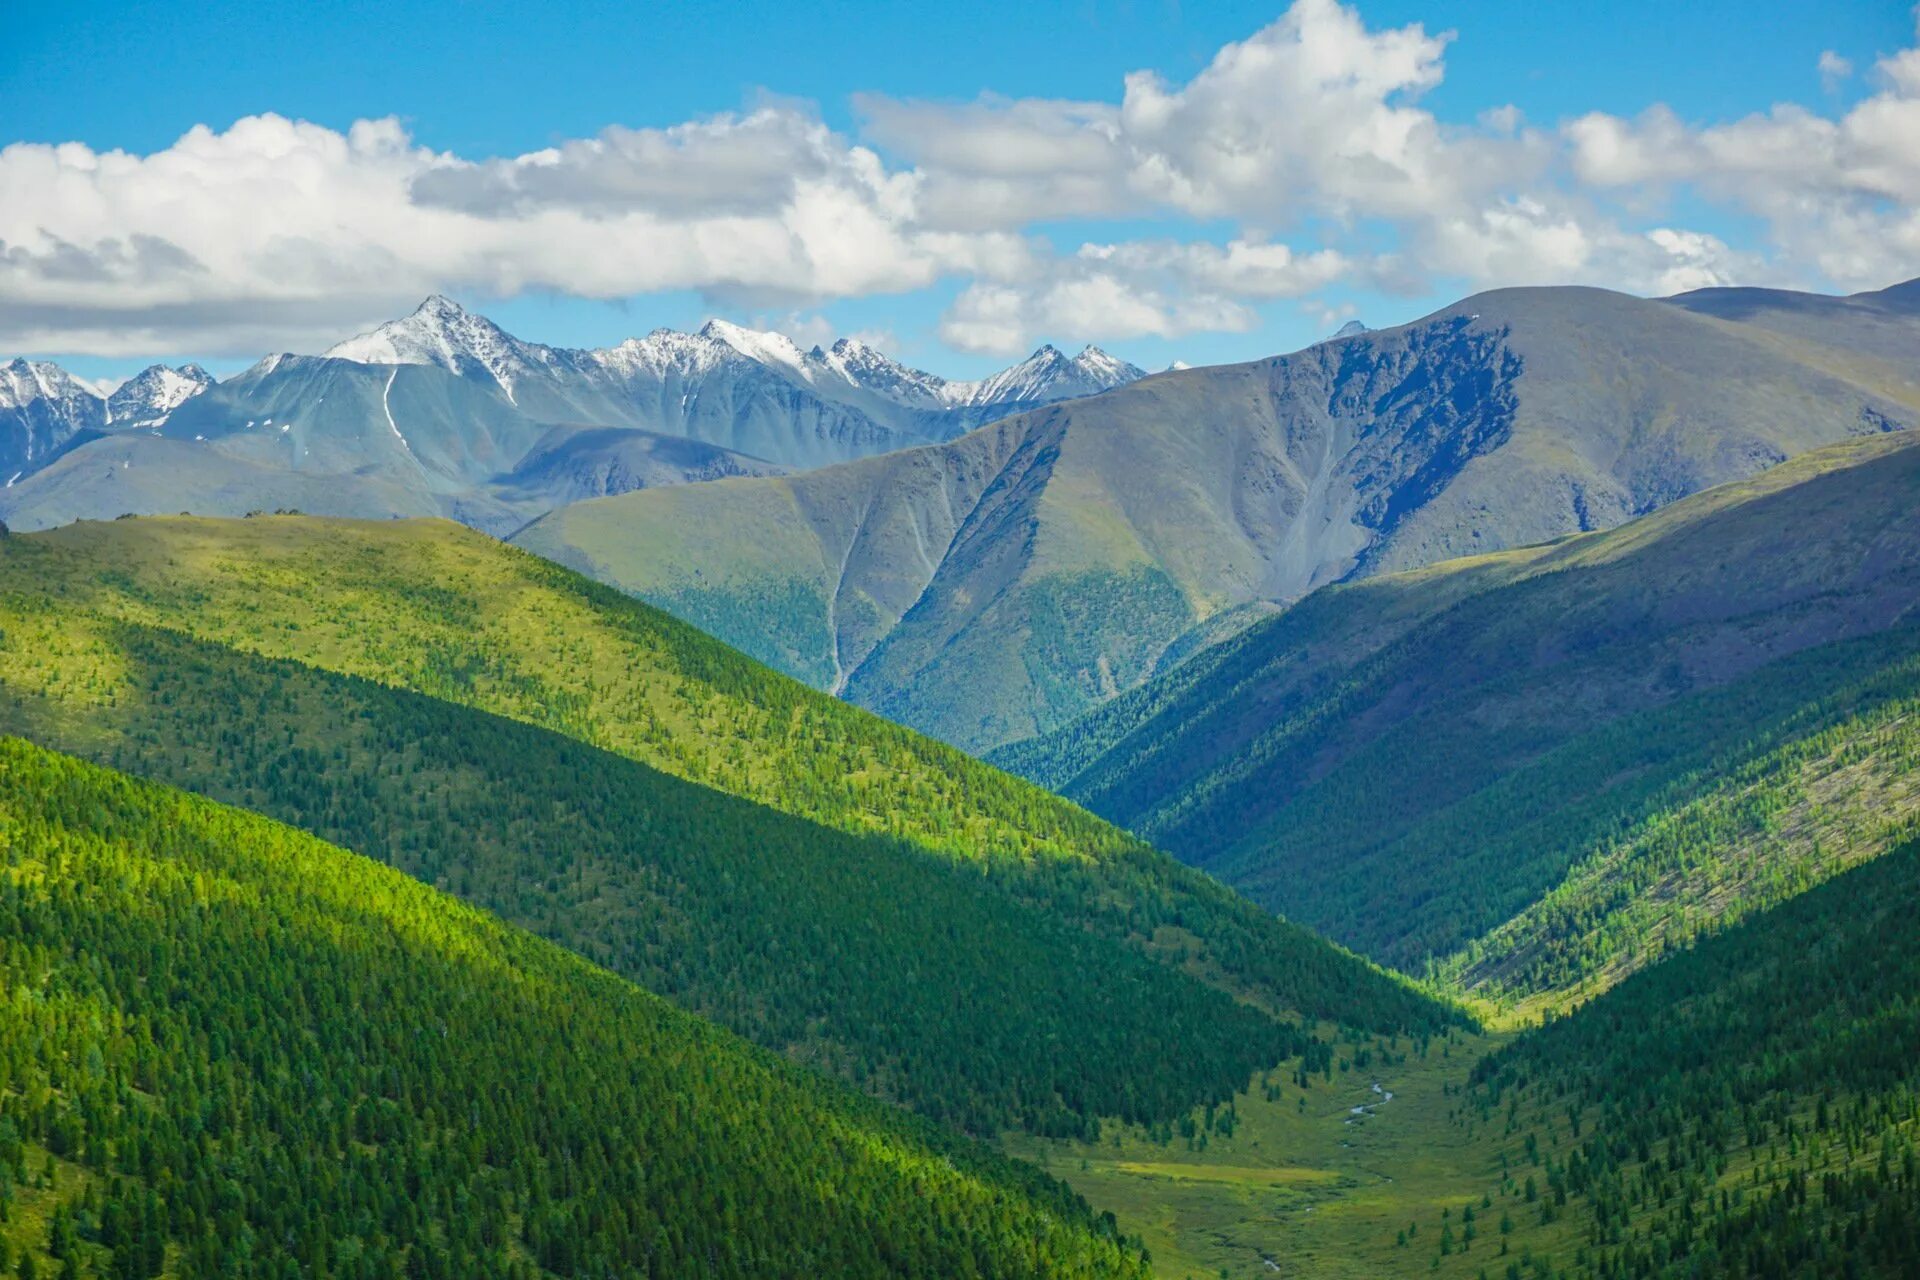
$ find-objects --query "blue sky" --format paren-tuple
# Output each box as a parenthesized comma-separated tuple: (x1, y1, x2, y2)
(3, 0, 1917, 383)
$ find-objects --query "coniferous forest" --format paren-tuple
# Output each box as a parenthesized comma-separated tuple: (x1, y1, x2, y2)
(0, 738, 1149, 1278)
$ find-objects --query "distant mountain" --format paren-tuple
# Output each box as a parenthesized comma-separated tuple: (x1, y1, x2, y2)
(995, 430, 1920, 1009)
(0, 357, 109, 480)
(516, 279, 1920, 752)
(0, 298, 1143, 531)
(1325, 319, 1370, 340)
(105, 361, 214, 426)
(324, 299, 1144, 467)
(494, 422, 788, 512)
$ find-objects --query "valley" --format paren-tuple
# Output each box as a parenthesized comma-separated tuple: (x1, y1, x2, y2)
(13, 4, 1920, 1274)
(1001, 430, 1920, 1012)
(3, 234, 1918, 1280)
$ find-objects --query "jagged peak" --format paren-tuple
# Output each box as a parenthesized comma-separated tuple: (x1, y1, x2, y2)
(696, 320, 811, 372)
(413, 293, 469, 318)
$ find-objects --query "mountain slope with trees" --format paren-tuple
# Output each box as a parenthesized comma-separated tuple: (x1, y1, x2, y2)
(0, 736, 1152, 1279)
(1463, 839, 1920, 1277)
(997, 430, 1920, 1009)
(0, 514, 1459, 1140)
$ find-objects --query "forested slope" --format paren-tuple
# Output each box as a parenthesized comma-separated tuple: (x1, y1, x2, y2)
(999, 432, 1920, 1008)
(0, 517, 1458, 1139)
(0, 737, 1151, 1279)
(1463, 841, 1920, 1277)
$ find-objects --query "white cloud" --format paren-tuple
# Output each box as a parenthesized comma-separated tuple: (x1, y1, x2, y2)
(1819, 50, 1854, 93)
(0, 111, 988, 354)
(1563, 40, 1920, 290)
(937, 239, 1352, 354)
(863, 0, 1542, 230)
(3, 0, 1918, 358)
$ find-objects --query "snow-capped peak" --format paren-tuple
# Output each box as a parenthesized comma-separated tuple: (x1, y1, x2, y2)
(325, 295, 552, 403)
(0, 358, 110, 467)
(313, 301, 1147, 429)
(816, 337, 948, 406)
(0, 357, 102, 411)
(697, 320, 813, 377)
(1071, 345, 1137, 385)
(946, 343, 1145, 407)
(106, 363, 215, 426)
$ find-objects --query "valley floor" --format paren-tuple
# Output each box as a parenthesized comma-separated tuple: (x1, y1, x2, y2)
(1008, 1031, 1585, 1280)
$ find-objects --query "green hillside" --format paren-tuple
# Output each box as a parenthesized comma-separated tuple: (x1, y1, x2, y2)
(518, 281, 1920, 753)
(0, 736, 1150, 1279)
(998, 431, 1920, 1011)
(1465, 839, 1920, 1277)
(0, 515, 1458, 1139)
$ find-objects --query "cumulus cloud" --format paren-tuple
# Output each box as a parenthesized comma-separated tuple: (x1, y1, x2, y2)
(0, 112, 976, 354)
(940, 238, 1352, 356)
(1564, 38, 1920, 290)
(3, 0, 1918, 358)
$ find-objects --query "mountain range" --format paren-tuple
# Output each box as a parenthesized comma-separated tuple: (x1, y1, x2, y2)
(0, 298, 1143, 533)
(0, 357, 213, 480)
(5, 274, 1920, 1277)
(516, 278, 1920, 751)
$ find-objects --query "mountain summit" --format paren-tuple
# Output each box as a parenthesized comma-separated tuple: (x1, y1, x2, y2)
(1, 299, 1149, 531)
(326, 294, 558, 403)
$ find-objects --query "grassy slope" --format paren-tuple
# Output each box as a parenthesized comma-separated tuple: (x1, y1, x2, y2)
(0, 515, 1458, 1129)
(6, 512, 1129, 864)
(0, 736, 1149, 1279)
(998, 432, 1920, 1011)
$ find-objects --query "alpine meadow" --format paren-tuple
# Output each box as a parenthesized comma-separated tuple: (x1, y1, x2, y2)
(4, 1, 1920, 1277)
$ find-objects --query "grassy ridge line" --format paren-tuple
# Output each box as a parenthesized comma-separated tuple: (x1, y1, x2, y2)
(0, 735, 1151, 1279)
(19, 514, 1117, 863)
(0, 516, 1460, 1040)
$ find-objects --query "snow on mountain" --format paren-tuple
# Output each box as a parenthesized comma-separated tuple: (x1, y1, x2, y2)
(0, 358, 110, 477)
(697, 319, 814, 378)
(106, 363, 214, 427)
(943, 345, 1146, 407)
(325, 298, 1146, 426)
(2, 301, 1151, 508)
(326, 295, 568, 404)
(0, 358, 98, 415)
(814, 338, 949, 407)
